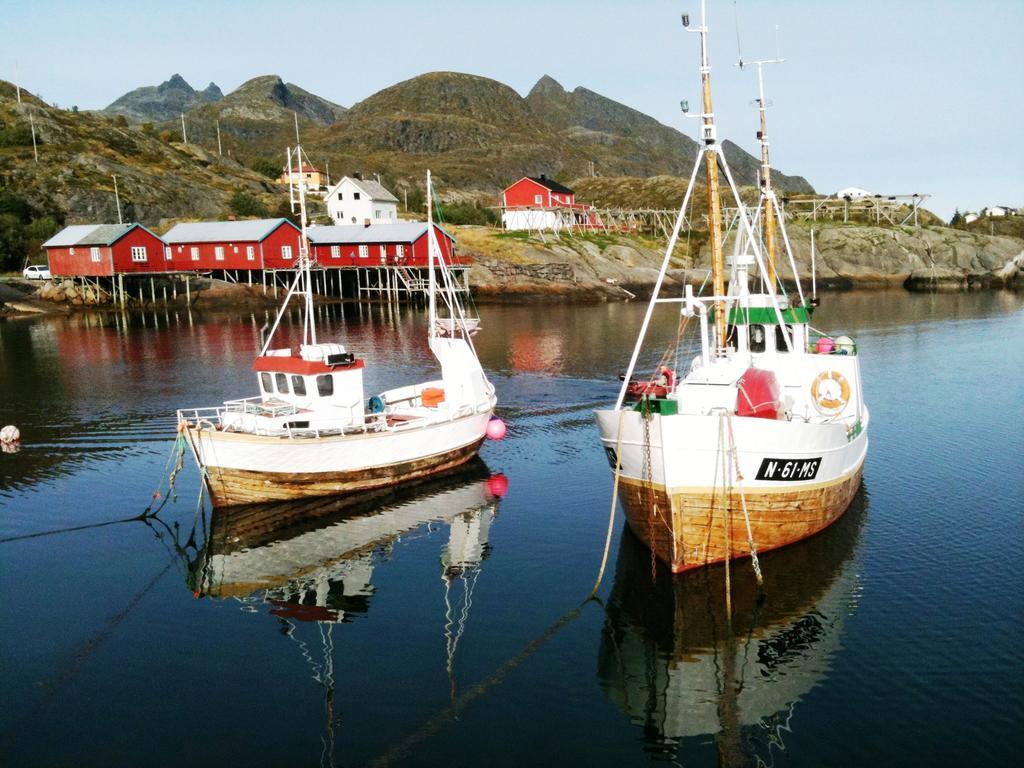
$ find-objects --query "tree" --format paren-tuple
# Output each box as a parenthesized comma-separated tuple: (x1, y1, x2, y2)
(274, 199, 300, 226)
(0, 213, 28, 271)
(950, 209, 965, 227)
(229, 192, 269, 218)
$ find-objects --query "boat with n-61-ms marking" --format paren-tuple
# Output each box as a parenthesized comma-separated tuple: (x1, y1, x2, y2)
(594, 0, 868, 573)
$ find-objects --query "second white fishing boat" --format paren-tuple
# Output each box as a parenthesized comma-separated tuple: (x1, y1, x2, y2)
(177, 143, 497, 507)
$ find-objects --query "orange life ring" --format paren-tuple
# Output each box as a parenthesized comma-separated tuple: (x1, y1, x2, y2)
(811, 370, 850, 413)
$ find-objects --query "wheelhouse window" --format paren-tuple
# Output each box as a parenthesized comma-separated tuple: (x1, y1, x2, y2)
(275, 373, 289, 393)
(725, 324, 738, 350)
(775, 325, 794, 352)
(131, 246, 147, 262)
(260, 372, 273, 393)
(317, 374, 333, 397)
(290, 375, 307, 396)
(750, 325, 767, 353)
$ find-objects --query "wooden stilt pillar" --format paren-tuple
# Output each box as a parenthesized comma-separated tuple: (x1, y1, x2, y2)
(150, 277, 156, 303)
(185, 275, 191, 305)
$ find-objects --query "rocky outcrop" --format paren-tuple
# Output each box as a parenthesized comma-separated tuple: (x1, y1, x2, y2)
(104, 74, 223, 123)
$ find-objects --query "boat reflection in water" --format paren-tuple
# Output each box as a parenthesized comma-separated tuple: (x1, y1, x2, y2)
(182, 462, 505, 764)
(598, 489, 867, 764)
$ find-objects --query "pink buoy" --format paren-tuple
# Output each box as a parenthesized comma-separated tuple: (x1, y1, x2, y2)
(485, 417, 506, 440)
(486, 473, 509, 498)
(815, 337, 835, 354)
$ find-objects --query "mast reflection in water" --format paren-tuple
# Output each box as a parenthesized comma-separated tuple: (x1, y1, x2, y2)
(598, 488, 867, 765)
(177, 462, 505, 765)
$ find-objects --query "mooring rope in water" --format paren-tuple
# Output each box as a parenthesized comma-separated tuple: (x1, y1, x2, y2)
(588, 408, 627, 600)
(0, 433, 190, 545)
(726, 413, 763, 587)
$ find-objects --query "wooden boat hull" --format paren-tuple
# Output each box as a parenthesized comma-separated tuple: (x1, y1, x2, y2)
(617, 463, 863, 573)
(185, 411, 491, 507)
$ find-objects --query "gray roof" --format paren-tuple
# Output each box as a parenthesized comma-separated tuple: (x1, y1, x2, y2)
(329, 177, 399, 203)
(163, 218, 294, 244)
(307, 222, 453, 245)
(43, 223, 144, 248)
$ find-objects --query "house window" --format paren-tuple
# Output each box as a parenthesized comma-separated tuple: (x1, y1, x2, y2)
(331, 245, 340, 259)
(379, 245, 386, 260)
(164, 246, 172, 261)
(260, 372, 273, 393)
(131, 246, 147, 262)
(353, 192, 361, 200)
(336, 211, 343, 220)
(91, 247, 101, 263)
(275, 373, 289, 393)
(374, 210, 381, 219)
(190, 246, 199, 261)
(358, 245, 368, 258)
(232, 245, 238, 253)
(316, 374, 333, 397)
(534, 194, 543, 205)
(69, 247, 75, 255)
(337, 192, 343, 200)
(215, 246, 225, 261)
(396, 244, 405, 258)
(246, 246, 255, 261)
(290, 375, 307, 396)
(281, 245, 293, 260)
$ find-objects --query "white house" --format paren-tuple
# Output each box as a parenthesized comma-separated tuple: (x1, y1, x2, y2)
(325, 175, 399, 225)
(834, 186, 874, 200)
(964, 212, 979, 224)
(981, 206, 1012, 217)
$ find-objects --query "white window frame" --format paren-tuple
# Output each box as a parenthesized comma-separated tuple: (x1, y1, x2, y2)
(395, 244, 405, 259)
(164, 246, 172, 261)
(281, 245, 293, 260)
(190, 246, 200, 261)
(374, 209, 381, 219)
(69, 247, 75, 255)
(215, 246, 225, 261)
(358, 245, 369, 258)
(331, 245, 341, 259)
(91, 247, 101, 263)
(534, 194, 543, 205)
(246, 245, 255, 261)
(131, 246, 147, 263)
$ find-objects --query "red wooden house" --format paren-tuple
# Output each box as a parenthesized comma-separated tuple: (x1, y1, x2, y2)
(306, 223, 465, 268)
(501, 175, 597, 231)
(502, 175, 578, 208)
(44, 223, 167, 277)
(162, 218, 302, 271)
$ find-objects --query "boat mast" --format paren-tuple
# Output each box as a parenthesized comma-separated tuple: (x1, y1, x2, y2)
(427, 170, 437, 342)
(743, 57, 783, 289)
(293, 113, 316, 347)
(697, 0, 727, 355)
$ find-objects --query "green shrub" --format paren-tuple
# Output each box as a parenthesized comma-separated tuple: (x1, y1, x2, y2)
(229, 192, 269, 218)
(435, 201, 498, 226)
(249, 157, 281, 179)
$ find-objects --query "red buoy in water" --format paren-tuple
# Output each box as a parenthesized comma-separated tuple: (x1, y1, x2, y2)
(486, 473, 509, 498)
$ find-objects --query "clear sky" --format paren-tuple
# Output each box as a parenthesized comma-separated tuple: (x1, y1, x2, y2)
(3, 0, 1022, 218)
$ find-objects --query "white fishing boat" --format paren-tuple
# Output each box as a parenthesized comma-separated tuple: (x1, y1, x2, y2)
(595, 1, 868, 573)
(177, 138, 498, 507)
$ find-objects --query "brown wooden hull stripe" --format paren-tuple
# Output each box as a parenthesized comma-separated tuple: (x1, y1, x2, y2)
(618, 467, 864, 573)
(201, 438, 485, 507)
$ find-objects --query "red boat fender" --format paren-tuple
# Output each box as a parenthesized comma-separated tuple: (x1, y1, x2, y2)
(736, 367, 782, 419)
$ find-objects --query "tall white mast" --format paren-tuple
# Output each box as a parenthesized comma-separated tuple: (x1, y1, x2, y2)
(294, 112, 315, 346)
(427, 170, 436, 342)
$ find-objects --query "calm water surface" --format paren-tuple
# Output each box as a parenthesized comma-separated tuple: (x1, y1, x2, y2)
(1, 291, 1022, 766)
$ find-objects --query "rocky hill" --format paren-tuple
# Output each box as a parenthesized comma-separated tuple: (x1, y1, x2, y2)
(0, 80, 286, 269)
(309, 72, 812, 195)
(104, 74, 223, 123)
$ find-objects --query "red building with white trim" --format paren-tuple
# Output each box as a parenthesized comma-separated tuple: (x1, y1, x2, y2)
(501, 175, 597, 231)
(44, 223, 167, 277)
(307, 223, 465, 268)
(162, 218, 302, 271)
